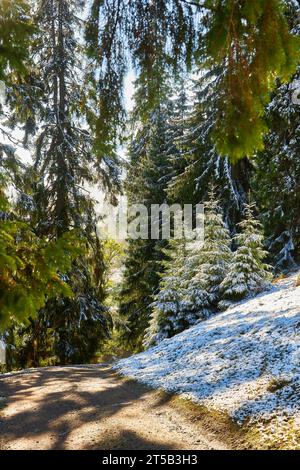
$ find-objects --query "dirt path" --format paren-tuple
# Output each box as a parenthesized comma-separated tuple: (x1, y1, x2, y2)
(0, 365, 227, 450)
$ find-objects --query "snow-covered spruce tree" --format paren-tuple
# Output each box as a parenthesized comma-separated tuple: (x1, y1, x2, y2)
(20, 0, 111, 365)
(219, 203, 272, 310)
(144, 237, 191, 348)
(195, 189, 232, 306)
(144, 189, 232, 348)
(182, 242, 214, 325)
(252, 1, 300, 271)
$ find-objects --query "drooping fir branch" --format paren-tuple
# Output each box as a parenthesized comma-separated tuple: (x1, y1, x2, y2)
(167, 70, 251, 230)
(85, 0, 300, 162)
(203, 0, 300, 160)
(85, 0, 196, 157)
(252, 0, 300, 270)
(0, 0, 34, 82)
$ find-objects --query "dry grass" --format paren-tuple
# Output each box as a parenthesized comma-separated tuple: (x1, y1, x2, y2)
(294, 276, 300, 287)
(148, 389, 300, 450)
(273, 274, 287, 283)
(267, 377, 291, 393)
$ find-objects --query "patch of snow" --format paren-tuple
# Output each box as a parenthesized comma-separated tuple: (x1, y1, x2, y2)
(115, 271, 300, 426)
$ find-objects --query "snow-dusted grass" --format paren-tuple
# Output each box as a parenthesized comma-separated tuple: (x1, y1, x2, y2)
(115, 272, 300, 447)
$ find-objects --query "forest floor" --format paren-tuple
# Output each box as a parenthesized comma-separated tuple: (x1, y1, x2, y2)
(0, 365, 231, 450)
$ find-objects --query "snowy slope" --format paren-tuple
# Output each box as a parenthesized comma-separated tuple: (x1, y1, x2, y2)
(115, 272, 300, 427)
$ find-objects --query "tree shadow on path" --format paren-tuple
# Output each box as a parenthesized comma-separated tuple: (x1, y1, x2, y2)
(0, 365, 187, 450)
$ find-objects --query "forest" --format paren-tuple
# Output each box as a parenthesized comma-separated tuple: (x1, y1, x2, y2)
(0, 0, 300, 370)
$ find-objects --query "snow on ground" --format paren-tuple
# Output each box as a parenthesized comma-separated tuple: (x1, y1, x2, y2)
(115, 272, 300, 429)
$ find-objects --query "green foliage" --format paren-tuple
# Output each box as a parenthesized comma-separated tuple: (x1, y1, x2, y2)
(0, 0, 82, 329)
(5, 320, 59, 370)
(0, 0, 34, 82)
(1, 1, 111, 366)
(0, 212, 81, 326)
(85, 0, 300, 161)
(102, 237, 125, 308)
(10, 0, 113, 367)
(1, 0, 298, 362)
(250, 1, 300, 270)
(203, 0, 300, 160)
(85, 0, 195, 158)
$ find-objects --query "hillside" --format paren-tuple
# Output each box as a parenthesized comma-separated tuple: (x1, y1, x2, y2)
(115, 271, 300, 449)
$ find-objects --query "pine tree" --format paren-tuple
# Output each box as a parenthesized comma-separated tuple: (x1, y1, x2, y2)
(0, 1, 80, 329)
(196, 189, 232, 305)
(119, 103, 174, 351)
(144, 237, 191, 347)
(220, 203, 272, 310)
(17, 0, 111, 365)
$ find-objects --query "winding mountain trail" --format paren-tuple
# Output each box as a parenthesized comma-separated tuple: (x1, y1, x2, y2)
(0, 365, 227, 450)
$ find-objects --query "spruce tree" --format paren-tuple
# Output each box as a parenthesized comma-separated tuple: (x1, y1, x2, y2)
(220, 203, 272, 310)
(119, 103, 174, 351)
(0, 1, 80, 329)
(19, 0, 111, 365)
(196, 189, 232, 305)
(144, 237, 191, 348)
